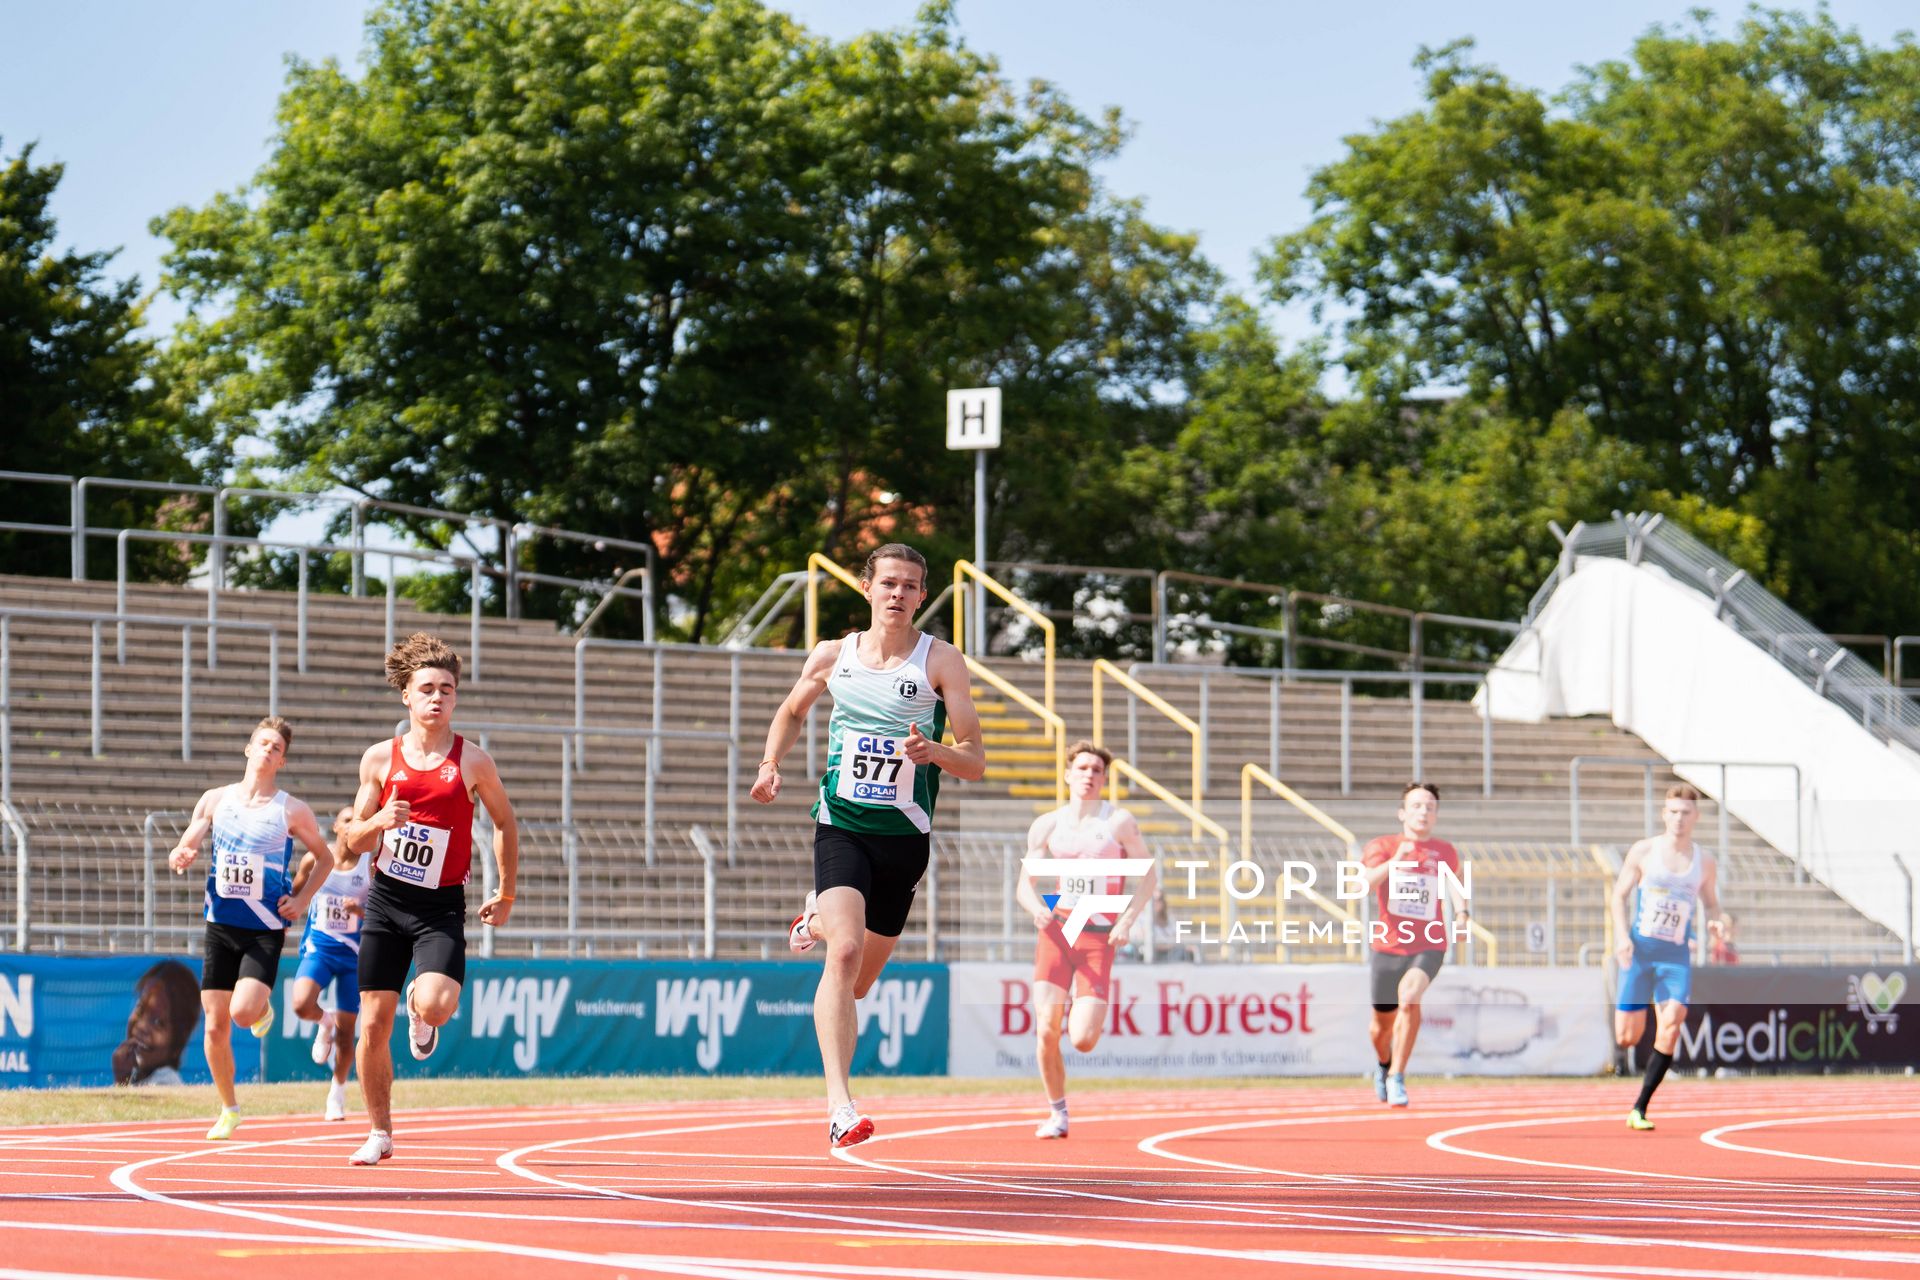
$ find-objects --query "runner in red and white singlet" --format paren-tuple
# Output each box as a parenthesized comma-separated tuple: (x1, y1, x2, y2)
(341, 633, 519, 1168)
(1360, 782, 1469, 1108)
(1014, 741, 1156, 1139)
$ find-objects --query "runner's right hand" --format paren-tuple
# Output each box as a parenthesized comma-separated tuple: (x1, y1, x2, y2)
(372, 798, 411, 830)
(1034, 911, 1057, 931)
(166, 845, 196, 873)
(1614, 941, 1634, 969)
(751, 762, 781, 804)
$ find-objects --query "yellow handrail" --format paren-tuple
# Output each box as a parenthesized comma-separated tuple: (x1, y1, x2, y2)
(966, 653, 1066, 805)
(953, 559, 1055, 715)
(1241, 764, 1361, 961)
(1111, 757, 1232, 933)
(1092, 659, 1204, 837)
(803, 552, 865, 649)
(1465, 919, 1500, 967)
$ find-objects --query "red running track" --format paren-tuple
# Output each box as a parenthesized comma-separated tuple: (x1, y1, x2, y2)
(2, 1077, 1917, 1280)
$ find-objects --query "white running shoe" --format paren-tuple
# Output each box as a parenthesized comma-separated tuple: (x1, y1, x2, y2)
(1035, 1113, 1069, 1140)
(404, 980, 437, 1061)
(1386, 1073, 1410, 1107)
(828, 1102, 873, 1149)
(347, 1130, 392, 1166)
(789, 891, 819, 954)
(324, 1083, 348, 1122)
(1370, 1063, 1388, 1103)
(311, 1011, 336, 1066)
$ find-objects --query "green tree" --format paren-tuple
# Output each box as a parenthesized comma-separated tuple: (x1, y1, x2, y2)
(157, 0, 1217, 640)
(0, 142, 210, 579)
(1267, 11, 1920, 635)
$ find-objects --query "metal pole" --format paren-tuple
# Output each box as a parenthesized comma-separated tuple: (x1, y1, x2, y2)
(1481, 683, 1493, 798)
(90, 622, 102, 757)
(1199, 673, 1211, 788)
(1, 619, 10, 809)
(180, 628, 192, 762)
(573, 641, 588, 775)
(205, 540, 218, 672)
(1153, 573, 1168, 665)
(349, 502, 365, 597)
(116, 530, 128, 663)
(974, 451, 987, 654)
(1340, 678, 1352, 796)
(727, 651, 741, 868)
(12, 819, 24, 951)
(1900, 854, 1915, 965)
(469, 560, 482, 682)
(211, 490, 227, 593)
(647, 647, 662, 866)
(1570, 760, 1582, 845)
(1411, 676, 1424, 780)
(267, 631, 279, 718)
(504, 525, 519, 621)
(1269, 677, 1280, 777)
(926, 842, 939, 961)
(562, 736, 577, 956)
(642, 566, 656, 644)
(1283, 594, 1298, 673)
(71, 479, 85, 580)
(143, 816, 156, 952)
(296, 550, 309, 674)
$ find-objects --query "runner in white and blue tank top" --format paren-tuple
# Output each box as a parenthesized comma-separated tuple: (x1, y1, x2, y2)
(290, 807, 372, 1120)
(1609, 785, 1728, 1131)
(750, 545, 987, 1151)
(167, 717, 334, 1141)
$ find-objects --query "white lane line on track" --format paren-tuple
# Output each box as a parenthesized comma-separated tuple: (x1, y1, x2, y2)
(0, 1269, 162, 1280)
(1699, 1113, 1920, 1172)
(0, 1220, 444, 1248)
(498, 1113, 1823, 1280)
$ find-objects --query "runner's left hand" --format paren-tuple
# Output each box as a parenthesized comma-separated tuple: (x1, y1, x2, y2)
(275, 895, 301, 923)
(479, 892, 514, 927)
(902, 722, 934, 764)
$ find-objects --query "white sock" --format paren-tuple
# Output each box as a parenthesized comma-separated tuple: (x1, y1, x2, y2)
(1049, 1098, 1068, 1118)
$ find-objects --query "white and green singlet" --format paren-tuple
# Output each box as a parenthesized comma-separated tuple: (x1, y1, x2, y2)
(812, 630, 947, 835)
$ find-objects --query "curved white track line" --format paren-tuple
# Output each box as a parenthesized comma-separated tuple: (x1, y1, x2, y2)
(1700, 1111, 1920, 1171)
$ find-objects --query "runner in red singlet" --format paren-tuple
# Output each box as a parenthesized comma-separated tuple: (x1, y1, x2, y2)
(1014, 741, 1154, 1139)
(1361, 782, 1469, 1109)
(340, 633, 519, 1166)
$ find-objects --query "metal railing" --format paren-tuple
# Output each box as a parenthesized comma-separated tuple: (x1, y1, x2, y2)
(1, 468, 659, 633)
(1093, 660, 1204, 835)
(1, 607, 282, 800)
(1125, 663, 1498, 797)
(1567, 756, 1803, 877)
(955, 559, 1055, 717)
(1241, 764, 1361, 961)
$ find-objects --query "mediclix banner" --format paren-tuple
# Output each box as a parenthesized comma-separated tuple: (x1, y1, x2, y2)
(266, 958, 949, 1080)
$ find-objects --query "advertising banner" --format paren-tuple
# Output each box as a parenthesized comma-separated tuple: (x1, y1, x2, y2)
(1635, 965, 1917, 1072)
(948, 962, 1612, 1077)
(266, 958, 948, 1081)
(0, 954, 262, 1089)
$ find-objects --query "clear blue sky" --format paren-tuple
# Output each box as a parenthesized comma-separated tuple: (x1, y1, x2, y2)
(5, 0, 1914, 349)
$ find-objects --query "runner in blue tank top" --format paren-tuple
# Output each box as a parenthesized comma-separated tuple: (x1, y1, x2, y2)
(1610, 784, 1728, 1131)
(167, 716, 335, 1139)
(750, 544, 986, 1150)
(289, 806, 371, 1121)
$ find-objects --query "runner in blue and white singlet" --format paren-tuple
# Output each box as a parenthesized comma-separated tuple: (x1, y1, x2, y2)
(1610, 784, 1728, 1131)
(291, 808, 372, 1121)
(168, 717, 334, 1141)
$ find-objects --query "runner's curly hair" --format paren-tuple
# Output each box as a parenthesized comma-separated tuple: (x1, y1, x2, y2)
(385, 632, 462, 690)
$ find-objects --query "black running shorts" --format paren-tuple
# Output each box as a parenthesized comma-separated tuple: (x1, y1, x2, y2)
(1370, 947, 1445, 1011)
(813, 824, 931, 939)
(358, 874, 467, 992)
(202, 921, 286, 991)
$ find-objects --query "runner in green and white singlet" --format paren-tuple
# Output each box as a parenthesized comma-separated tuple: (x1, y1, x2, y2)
(815, 629, 947, 835)
(750, 544, 986, 1151)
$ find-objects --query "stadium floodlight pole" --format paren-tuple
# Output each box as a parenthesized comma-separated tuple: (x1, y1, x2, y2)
(947, 386, 1002, 653)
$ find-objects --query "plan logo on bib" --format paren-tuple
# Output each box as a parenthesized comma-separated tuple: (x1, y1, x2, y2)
(1021, 858, 1154, 943)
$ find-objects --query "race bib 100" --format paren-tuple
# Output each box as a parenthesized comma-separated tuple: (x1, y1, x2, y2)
(1637, 886, 1692, 944)
(835, 732, 916, 808)
(380, 821, 451, 889)
(215, 847, 264, 901)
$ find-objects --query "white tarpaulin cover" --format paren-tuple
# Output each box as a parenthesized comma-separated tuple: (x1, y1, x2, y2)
(1485, 556, 1917, 939)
